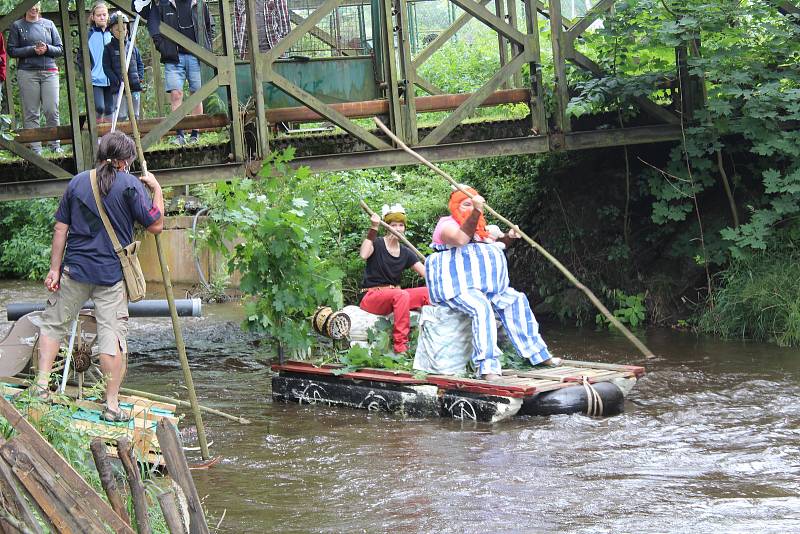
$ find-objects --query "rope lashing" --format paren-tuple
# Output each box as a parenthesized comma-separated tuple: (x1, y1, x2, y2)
(581, 377, 604, 417)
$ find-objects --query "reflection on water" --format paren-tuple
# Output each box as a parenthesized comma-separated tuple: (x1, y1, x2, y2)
(2, 280, 799, 533)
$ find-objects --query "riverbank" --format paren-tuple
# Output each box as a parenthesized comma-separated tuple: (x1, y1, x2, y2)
(2, 280, 799, 532)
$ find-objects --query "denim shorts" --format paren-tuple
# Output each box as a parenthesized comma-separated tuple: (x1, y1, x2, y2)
(164, 53, 202, 93)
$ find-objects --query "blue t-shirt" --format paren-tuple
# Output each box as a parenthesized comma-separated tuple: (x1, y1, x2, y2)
(55, 170, 161, 286)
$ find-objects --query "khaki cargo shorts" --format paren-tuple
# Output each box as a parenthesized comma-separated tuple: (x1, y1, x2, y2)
(39, 270, 129, 355)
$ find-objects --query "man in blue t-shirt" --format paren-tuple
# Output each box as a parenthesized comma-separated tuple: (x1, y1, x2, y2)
(36, 132, 164, 422)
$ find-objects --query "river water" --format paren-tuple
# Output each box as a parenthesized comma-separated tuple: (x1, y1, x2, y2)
(2, 279, 799, 533)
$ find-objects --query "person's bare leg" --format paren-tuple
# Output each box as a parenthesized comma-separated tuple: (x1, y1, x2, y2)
(36, 333, 61, 391)
(170, 88, 183, 111)
(99, 347, 126, 412)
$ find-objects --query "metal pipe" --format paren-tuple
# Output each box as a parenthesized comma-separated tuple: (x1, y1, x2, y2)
(6, 299, 203, 322)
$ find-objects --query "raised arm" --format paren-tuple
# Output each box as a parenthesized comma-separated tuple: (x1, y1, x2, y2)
(439, 195, 485, 246)
(138, 172, 165, 234)
(359, 213, 381, 260)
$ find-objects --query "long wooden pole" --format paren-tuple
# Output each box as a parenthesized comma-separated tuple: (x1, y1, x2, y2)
(119, 386, 251, 425)
(117, 25, 211, 458)
(373, 117, 656, 360)
(358, 200, 426, 262)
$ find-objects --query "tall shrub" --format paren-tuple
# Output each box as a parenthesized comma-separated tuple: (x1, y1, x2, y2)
(200, 150, 343, 356)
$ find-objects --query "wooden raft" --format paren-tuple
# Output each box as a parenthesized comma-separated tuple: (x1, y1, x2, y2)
(273, 359, 645, 399)
(1, 378, 178, 467)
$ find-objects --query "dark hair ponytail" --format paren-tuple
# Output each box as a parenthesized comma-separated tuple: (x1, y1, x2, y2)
(95, 131, 136, 196)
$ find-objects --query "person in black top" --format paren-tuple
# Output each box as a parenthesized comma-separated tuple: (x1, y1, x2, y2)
(146, 0, 214, 145)
(359, 204, 430, 355)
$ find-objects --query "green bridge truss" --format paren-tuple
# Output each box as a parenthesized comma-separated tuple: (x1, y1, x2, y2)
(3, 0, 787, 200)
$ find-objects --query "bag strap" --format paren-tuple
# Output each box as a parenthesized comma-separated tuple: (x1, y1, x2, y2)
(89, 169, 124, 253)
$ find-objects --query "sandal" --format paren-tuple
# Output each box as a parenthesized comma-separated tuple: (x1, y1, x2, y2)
(537, 357, 563, 368)
(101, 407, 132, 423)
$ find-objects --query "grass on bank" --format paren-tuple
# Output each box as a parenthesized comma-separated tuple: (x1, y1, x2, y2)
(699, 247, 800, 347)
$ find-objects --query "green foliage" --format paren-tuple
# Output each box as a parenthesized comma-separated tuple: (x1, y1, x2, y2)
(569, 0, 800, 265)
(200, 149, 344, 355)
(699, 244, 800, 346)
(596, 289, 646, 329)
(333, 317, 417, 373)
(0, 198, 57, 279)
(334, 345, 413, 375)
(418, 25, 499, 94)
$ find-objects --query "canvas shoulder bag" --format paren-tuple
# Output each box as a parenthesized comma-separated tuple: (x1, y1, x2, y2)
(89, 169, 146, 302)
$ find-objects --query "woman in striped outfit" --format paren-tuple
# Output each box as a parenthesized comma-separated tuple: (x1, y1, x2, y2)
(426, 186, 562, 381)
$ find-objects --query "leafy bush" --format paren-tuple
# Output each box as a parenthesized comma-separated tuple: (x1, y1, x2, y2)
(418, 26, 500, 94)
(698, 245, 800, 346)
(0, 199, 57, 279)
(596, 289, 646, 329)
(200, 150, 345, 356)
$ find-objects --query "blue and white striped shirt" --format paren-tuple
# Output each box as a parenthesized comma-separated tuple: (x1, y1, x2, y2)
(426, 242, 509, 303)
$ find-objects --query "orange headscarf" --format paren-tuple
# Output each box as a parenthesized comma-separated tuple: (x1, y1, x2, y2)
(449, 187, 489, 240)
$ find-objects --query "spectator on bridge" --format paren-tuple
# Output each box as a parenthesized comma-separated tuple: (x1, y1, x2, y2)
(7, 2, 64, 155)
(103, 12, 145, 120)
(147, 0, 215, 145)
(80, 3, 113, 123)
(359, 204, 430, 355)
(37, 131, 164, 421)
(426, 186, 561, 380)
(233, 0, 291, 59)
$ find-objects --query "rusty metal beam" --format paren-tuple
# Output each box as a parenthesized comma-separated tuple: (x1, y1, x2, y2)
(262, 89, 530, 123)
(419, 52, 530, 146)
(13, 115, 231, 144)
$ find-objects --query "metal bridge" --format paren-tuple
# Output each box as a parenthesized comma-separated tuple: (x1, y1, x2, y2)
(0, 0, 706, 201)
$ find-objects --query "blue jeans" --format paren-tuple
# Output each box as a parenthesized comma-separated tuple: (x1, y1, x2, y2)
(164, 53, 202, 93)
(93, 85, 113, 119)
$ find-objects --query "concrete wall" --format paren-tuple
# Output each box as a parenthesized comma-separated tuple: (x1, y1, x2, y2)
(138, 216, 233, 285)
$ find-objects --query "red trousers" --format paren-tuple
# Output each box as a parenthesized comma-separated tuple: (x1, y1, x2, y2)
(360, 286, 430, 353)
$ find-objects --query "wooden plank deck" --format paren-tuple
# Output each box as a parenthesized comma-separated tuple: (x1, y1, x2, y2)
(272, 359, 645, 399)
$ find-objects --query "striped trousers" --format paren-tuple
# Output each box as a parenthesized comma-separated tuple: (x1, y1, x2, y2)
(443, 287, 552, 376)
